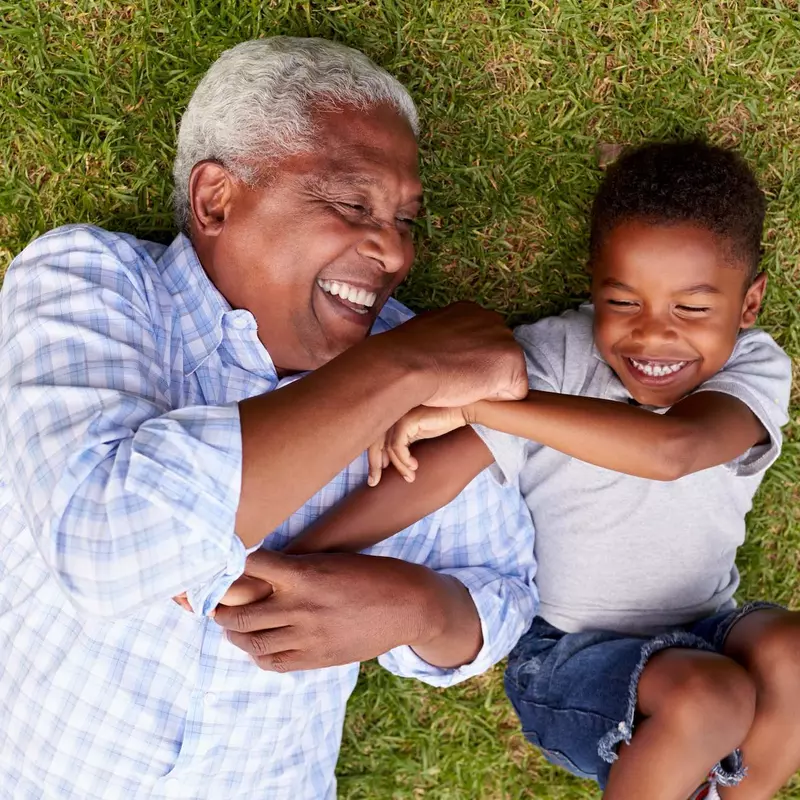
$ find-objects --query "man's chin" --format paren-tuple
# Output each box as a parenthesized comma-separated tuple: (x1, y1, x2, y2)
(307, 327, 372, 369)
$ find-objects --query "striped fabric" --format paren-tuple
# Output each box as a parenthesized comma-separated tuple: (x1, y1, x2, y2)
(0, 225, 537, 799)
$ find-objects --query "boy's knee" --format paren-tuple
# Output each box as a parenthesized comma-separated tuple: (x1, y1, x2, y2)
(661, 657, 756, 748)
(744, 618, 800, 696)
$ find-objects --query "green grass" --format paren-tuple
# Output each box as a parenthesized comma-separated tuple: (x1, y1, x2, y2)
(2, 1, 799, 797)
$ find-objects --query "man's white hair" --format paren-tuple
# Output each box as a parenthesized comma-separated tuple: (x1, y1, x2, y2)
(172, 37, 419, 232)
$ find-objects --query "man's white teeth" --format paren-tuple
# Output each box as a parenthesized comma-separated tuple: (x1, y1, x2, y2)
(317, 280, 377, 309)
(630, 358, 687, 377)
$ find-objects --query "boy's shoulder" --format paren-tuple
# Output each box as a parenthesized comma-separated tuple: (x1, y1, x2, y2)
(511, 303, 601, 393)
(724, 327, 789, 369)
(513, 303, 596, 359)
(698, 326, 791, 423)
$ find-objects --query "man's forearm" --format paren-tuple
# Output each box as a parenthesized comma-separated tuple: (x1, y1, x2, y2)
(410, 570, 483, 669)
(235, 335, 433, 548)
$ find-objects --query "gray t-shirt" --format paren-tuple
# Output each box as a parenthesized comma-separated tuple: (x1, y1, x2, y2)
(477, 304, 792, 635)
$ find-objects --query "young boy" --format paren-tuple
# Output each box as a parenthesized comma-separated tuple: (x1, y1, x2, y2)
(227, 142, 797, 799)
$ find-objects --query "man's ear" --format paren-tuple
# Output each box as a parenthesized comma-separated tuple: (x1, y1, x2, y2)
(189, 161, 234, 237)
(740, 272, 767, 329)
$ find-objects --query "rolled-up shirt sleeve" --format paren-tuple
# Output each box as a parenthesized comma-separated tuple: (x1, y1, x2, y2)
(377, 469, 537, 686)
(0, 231, 244, 618)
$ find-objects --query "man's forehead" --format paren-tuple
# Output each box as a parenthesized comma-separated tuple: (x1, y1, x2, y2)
(313, 104, 417, 160)
(310, 159, 420, 190)
(298, 152, 422, 205)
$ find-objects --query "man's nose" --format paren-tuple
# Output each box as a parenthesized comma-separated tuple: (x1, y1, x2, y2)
(356, 223, 408, 273)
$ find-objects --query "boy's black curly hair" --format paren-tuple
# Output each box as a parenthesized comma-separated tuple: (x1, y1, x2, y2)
(590, 140, 765, 282)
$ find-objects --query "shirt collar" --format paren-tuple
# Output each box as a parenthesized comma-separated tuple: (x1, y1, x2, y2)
(157, 233, 232, 376)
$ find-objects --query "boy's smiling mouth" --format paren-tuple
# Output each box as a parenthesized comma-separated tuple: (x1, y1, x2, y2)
(627, 357, 689, 377)
(621, 355, 697, 387)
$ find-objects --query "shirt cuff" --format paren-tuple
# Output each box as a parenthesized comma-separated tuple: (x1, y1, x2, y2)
(185, 540, 263, 617)
(378, 567, 536, 687)
(693, 382, 783, 477)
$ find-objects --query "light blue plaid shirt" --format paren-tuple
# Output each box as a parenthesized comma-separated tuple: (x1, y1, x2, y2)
(0, 225, 537, 799)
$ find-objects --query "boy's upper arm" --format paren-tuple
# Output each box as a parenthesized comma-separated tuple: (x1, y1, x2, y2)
(679, 329, 791, 476)
(475, 313, 572, 486)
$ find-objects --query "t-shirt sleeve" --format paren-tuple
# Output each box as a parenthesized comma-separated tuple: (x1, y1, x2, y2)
(693, 328, 792, 476)
(473, 314, 569, 486)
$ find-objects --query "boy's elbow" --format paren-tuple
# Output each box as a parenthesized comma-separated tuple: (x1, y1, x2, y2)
(654, 426, 697, 481)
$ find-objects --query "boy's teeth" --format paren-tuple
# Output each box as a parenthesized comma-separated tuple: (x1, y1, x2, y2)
(317, 280, 377, 308)
(630, 358, 687, 377)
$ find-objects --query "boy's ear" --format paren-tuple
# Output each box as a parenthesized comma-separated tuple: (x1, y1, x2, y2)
(739, 272, 767, 329)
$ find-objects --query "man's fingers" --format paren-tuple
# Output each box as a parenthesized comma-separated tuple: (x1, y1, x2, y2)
(214, 594, 292, 633)
(226, 625, 298, 660)
(240, 548, 297, 585)
(252, 650, 340, 673)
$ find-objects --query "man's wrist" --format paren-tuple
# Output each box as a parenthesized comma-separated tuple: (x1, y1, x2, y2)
(367, 327, 438, 406)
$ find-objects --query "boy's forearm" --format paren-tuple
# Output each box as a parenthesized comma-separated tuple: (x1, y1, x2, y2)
(287, 428, 493, 555)
(469, 391, 759, 481)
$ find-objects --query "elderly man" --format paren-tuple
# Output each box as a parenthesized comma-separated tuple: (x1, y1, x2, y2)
(0, 38, 536, 798)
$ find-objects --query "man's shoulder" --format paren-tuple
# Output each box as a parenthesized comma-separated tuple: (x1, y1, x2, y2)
(8, 224, 169, 292)
(0, 224, 177, 332)
(17, 223, 168, 265)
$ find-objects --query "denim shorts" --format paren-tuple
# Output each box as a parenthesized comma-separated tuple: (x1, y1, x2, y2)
(504, 602, 779, 789)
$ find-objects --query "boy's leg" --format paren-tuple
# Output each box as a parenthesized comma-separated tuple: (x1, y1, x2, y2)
(604, 648, 756, 800)
(718, 609, 800, 800)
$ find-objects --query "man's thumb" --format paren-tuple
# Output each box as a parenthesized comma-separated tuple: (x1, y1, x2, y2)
(242, 548, 293, 584)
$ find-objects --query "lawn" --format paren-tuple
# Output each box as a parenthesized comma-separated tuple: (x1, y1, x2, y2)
(1, 1, 799, 797)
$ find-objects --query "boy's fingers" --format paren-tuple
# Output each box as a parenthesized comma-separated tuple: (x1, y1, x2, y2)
(173, 592, 193, 612)
(367, 439, 385, 487)
(388, 422, 420, 471)
(387, 443, 417, 483)
(220, 574, 274, 607)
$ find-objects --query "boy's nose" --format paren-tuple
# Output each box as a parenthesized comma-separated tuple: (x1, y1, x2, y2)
(630, 313, 678, 345)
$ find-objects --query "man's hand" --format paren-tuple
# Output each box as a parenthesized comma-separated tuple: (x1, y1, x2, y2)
(213, 549, 479, 672)
(383, 302, 527, 408)
(367, 406, 470, 486)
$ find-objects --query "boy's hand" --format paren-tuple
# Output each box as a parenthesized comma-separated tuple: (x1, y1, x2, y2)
(172, 575, 274, 615)
(368, 406, 470, 485)
(218, 574, 274, 607)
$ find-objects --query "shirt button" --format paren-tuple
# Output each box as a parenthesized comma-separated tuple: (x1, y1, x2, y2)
(204, 692, 218, 706)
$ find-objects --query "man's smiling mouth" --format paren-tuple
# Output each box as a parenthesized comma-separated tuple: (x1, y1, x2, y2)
(317, 279, 377, 315)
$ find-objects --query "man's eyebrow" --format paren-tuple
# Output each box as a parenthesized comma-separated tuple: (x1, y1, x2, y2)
(304, 172, 423, 206)
(304, 170, 381, 193)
